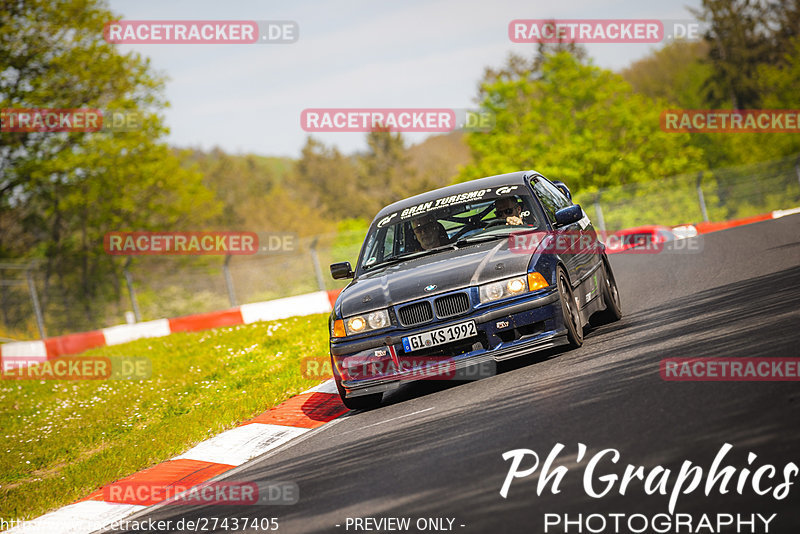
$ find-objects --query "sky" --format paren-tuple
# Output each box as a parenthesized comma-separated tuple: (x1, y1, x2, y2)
(107, 0, 703, 158)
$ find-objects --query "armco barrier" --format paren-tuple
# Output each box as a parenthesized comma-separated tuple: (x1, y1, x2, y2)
(0, 289, 343, 366)
(168, 307, 244, 333)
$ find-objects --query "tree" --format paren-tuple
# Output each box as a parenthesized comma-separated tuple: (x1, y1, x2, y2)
(358, 129, 417, 216)
(621, 40, 712, 108)
(691, 0, 800, 109)
(183, 147, 288, 227)
(0, 0, 220, 332)
(676, 0, 800, 166)
(292, 137, 364, 220)
(691, 0, 772, 108)
(407, 132, 471, 191)
(458, 51, 706, 193)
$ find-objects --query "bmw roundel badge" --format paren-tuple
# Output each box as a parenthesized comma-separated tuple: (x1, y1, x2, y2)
(425, 284, 436, 292)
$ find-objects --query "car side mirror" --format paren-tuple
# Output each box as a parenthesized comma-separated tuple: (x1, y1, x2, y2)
(554, 204, 583, 227)
(551, 180, 573, 202)
(330, 261, 354, 280)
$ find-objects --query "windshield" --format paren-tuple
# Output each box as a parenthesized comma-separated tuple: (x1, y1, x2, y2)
(358, 185, 543, 273)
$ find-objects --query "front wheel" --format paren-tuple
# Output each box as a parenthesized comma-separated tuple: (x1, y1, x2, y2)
(339, 391, 383, 411)
(557, 267, 583, 348)
(332, 361, 383, 410)
(592, 255, 622, 325)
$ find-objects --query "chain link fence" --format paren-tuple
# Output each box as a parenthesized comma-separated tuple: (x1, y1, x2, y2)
(573, 153, 800, 232)
(3, 153, 799, 340)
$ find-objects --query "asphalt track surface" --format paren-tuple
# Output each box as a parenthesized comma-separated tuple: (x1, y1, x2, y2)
(107, 214, 800, 534)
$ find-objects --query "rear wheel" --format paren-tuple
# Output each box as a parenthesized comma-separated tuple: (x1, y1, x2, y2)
(332, 361, 383, 411)
(593, 255, 622, 325)
(557, 267, 583, 348)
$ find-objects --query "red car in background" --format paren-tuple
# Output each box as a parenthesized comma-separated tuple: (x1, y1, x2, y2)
(607, 225, 676, 254)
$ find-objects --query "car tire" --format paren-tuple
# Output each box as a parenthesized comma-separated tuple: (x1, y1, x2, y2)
(593, 255, 622, 325)
(557, 267, 583, 348)
(332, 363, 383, 411)
(340, 392, 383, 411)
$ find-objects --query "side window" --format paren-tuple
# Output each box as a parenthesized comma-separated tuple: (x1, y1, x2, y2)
(362, 225, 395, 267)
(532, 177, 571, 223)
(382, 225, 396, 258)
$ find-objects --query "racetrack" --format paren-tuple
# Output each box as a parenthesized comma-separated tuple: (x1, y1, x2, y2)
(106, 214, 800, 533)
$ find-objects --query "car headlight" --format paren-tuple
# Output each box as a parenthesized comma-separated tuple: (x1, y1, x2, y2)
(478, 273, 548, 303)
(342, 309, 391, 335)
(479, 275, 528, 303)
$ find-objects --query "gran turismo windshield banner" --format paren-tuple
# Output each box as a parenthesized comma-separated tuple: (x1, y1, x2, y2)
(376, 185, 525, 228)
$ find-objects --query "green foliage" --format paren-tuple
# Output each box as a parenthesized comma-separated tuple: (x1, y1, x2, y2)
(181, 148, 291, 227)
(458, 51, 706, 193)
(691, 0, 775, 108)
(329, 218, 369, 266)
(292, 137, 364, 220)
(290, 132, 455, 223)
(0, 0, 223, 332)
(673, 1, 800, 168)
(691, 0, 800, 109)
(573, 172, 718, 230)
(574, 152, 800, 230)
(358, 130, 418, 215)
(621, 40, 713, 109)
(0, 313, 332, 522)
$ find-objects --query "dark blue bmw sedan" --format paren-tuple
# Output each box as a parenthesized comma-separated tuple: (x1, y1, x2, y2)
(328, 171, 621, 409)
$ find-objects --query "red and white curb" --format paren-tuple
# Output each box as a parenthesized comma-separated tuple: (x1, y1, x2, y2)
(0, 290, 342, 369)
(688, 207, 800, 234)
(7, 380, 343, 534)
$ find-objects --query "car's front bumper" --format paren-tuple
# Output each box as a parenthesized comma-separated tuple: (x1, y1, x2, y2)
(330, 289, 568, 398)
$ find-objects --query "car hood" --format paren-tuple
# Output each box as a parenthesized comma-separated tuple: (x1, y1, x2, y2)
(338, 239, 531, 317)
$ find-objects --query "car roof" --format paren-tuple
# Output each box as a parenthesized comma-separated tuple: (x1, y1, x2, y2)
(372, 170, 537, 220)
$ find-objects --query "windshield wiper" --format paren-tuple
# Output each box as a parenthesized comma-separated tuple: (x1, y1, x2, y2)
(454, 233, 508, 246)
(455, 225, 540, 247)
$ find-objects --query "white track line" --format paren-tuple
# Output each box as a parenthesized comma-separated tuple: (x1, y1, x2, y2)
(338, 408, 435, 435)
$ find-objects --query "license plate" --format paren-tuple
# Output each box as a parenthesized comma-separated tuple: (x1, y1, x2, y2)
(402, 321, 477, 353)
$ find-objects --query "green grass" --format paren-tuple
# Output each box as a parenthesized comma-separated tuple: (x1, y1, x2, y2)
(0, 313, 332, 523)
